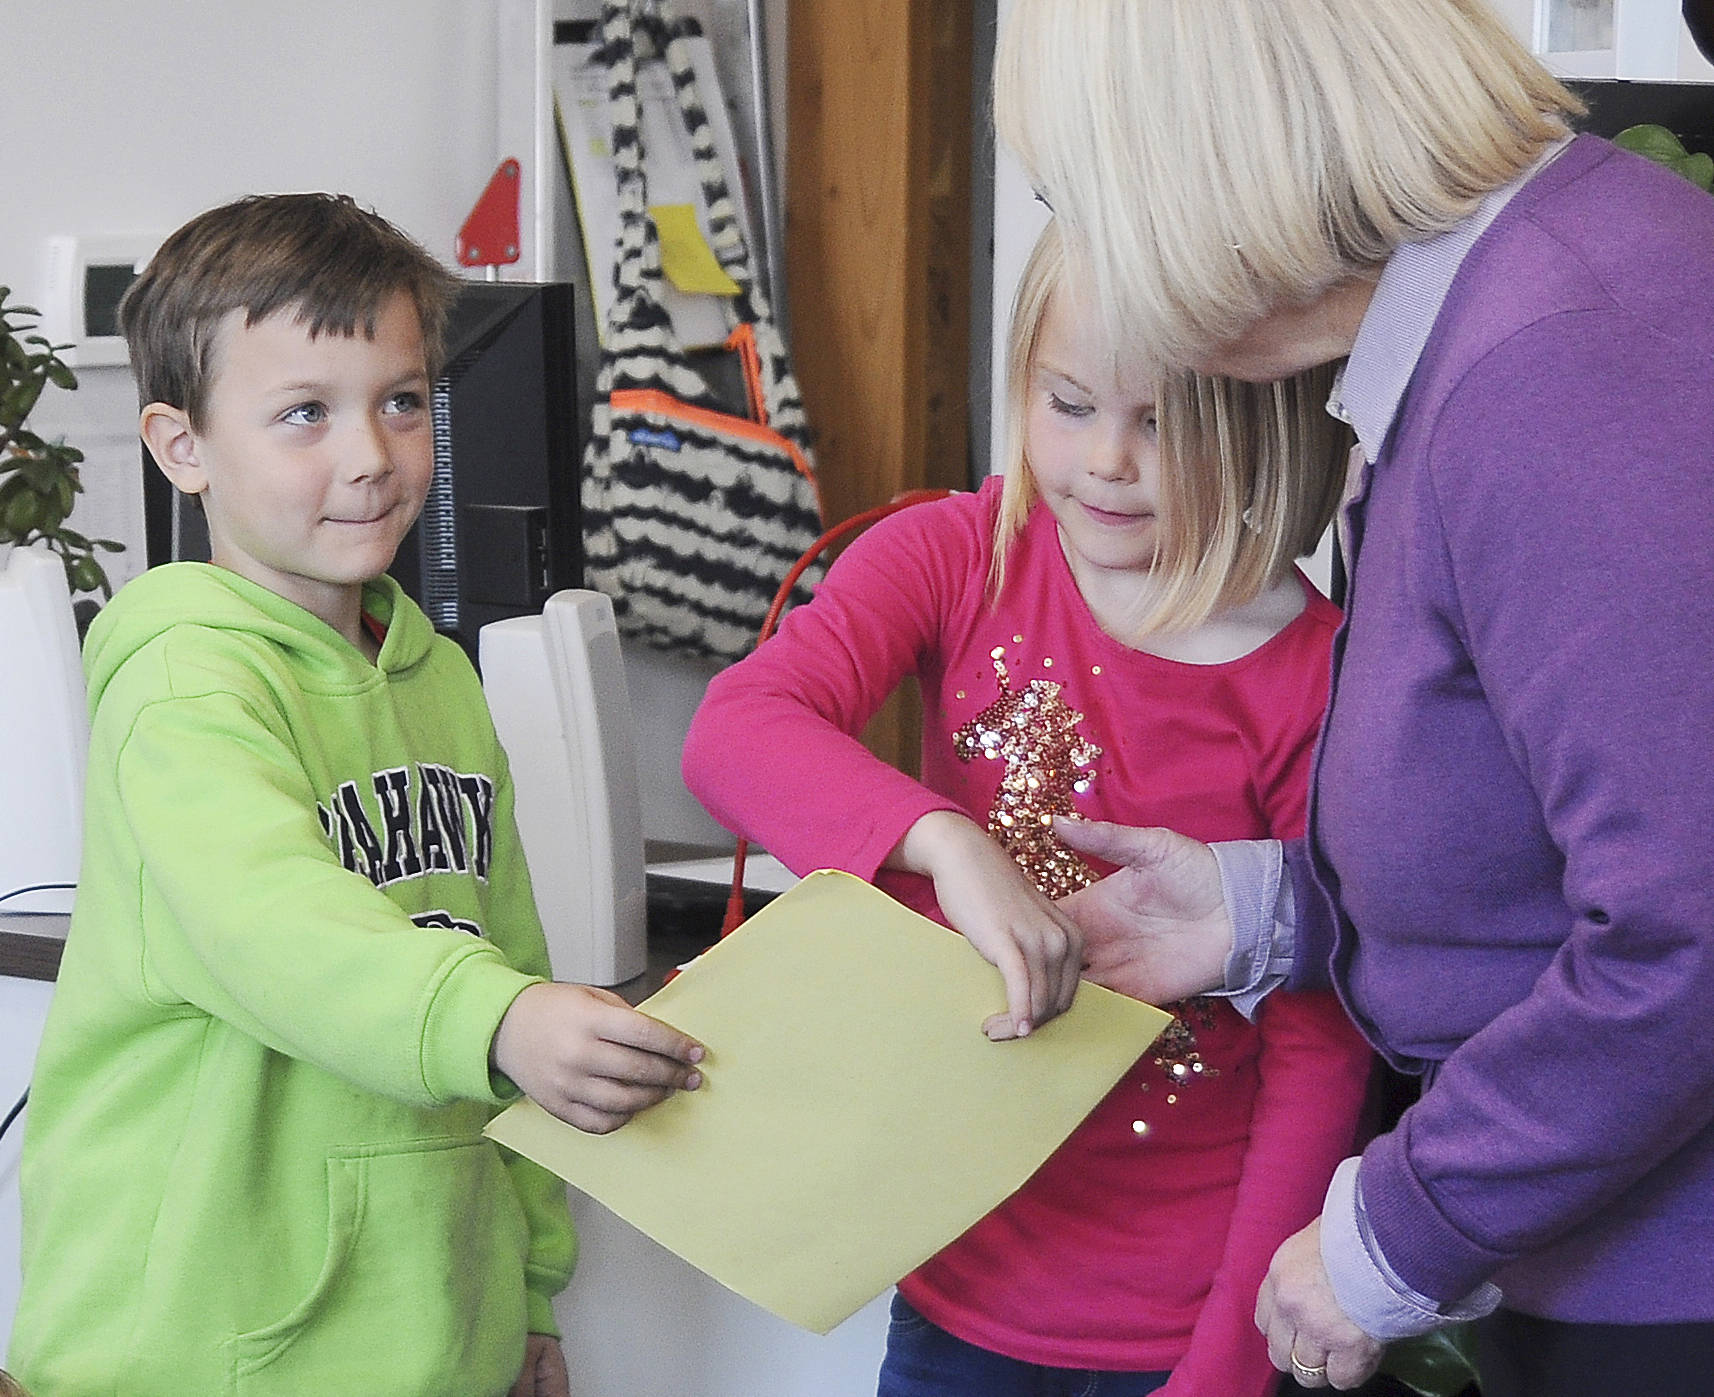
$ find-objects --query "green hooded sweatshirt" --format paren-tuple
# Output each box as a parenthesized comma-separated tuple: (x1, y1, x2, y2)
(11, 564, 575, 1397)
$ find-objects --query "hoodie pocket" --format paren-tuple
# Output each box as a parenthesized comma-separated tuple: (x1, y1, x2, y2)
(227, 1136, 530, 1397)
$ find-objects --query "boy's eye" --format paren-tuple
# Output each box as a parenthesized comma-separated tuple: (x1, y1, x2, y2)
(281, 402, 327, 427)
(1048, 393, 1093, 419)
(384, 390, 425, 416)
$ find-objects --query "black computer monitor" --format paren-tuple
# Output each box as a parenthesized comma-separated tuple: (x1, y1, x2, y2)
(143, 280, 584, 660)
(392, 280, 583, 653)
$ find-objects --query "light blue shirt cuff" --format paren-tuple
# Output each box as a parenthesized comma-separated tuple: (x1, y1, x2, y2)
(1210, 838, 1293, 1021)
(1320, 1156, 1504, 1340)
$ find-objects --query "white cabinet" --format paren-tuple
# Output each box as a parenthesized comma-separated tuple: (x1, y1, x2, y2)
(555, 1191, 890, 1397)
(0, 973, 55, 1364)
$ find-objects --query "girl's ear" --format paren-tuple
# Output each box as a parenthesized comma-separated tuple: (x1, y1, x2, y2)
(139, 404, 207, 496)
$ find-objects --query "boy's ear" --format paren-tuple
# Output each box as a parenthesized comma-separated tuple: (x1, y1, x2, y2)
(139, 404, 207, 495)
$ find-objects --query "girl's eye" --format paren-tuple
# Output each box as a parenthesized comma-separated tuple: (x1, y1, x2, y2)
(384, 390, 425, 416)
(1048, 393, 1093, 419)
(281, 402, 327, 427)
(1144, 413, 1159, 438)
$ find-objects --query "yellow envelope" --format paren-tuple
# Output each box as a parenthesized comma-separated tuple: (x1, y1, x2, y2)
(649, 202, 742, 296)
(486, 869, 1171, 1333)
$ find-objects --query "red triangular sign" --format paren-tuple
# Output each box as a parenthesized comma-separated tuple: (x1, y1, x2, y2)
(456, 159, 522, 268)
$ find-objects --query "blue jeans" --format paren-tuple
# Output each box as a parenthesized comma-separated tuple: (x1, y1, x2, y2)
(877, 1293, 1171, 1397)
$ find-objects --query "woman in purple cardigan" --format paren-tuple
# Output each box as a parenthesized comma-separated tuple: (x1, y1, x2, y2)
(994, 3, 1714, 1395)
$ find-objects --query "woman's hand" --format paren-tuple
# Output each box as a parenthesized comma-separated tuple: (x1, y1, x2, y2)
(1255, 1222, 1385, 1390)
(492, 983, 705, 1133)
(1052, 818, 1232, 1005)
(890, 811, 1083, 1039)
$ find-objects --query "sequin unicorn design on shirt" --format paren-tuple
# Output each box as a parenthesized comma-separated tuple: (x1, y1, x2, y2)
(952, 644, 1217, 1102)
(952, 646, 1102, 900)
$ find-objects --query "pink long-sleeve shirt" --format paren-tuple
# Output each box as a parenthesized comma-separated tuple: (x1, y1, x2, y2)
(683, 480, 1372, 1389)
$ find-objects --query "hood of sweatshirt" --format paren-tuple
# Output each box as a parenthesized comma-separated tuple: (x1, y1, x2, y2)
(83, 563, 437, 712)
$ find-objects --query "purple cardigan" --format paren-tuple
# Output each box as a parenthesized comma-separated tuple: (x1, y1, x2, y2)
(1287, 136, 1714, 1322)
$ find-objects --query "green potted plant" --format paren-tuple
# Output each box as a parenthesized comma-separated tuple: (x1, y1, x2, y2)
(1615, 123, 1714, 191)
(0, 285, 124, 604)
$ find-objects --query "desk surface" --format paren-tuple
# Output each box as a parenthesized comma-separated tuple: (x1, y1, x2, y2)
(0, 914, 69, 982)
(0, 851, 786, 991)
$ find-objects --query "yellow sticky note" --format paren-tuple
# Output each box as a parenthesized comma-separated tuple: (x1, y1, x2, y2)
(650, 202, 742, 296)
(485, 869, 1170, 1333)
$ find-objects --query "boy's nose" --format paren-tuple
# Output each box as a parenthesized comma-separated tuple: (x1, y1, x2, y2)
(346, 417, 396, 482)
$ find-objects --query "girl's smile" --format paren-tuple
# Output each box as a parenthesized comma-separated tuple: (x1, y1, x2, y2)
(1078, 501, 1154, 527)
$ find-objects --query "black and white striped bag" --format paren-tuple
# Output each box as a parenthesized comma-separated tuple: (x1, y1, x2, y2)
(581, 0, 825, 664)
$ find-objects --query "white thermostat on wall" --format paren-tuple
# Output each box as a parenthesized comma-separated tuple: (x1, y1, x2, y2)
(42, 234, 159, 367)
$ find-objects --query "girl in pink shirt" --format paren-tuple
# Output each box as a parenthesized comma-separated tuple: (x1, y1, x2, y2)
(683, 223, 1373, 1397)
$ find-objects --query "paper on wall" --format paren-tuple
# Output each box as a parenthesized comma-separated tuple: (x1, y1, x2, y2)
(486, 869, 1171, 1333)
(552, 32, 756, 350)
(652, 203, 743, 296)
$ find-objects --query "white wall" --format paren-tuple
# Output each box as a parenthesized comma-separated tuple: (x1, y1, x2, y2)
(0, 0, 782, 594)
(0, 0, 504, 593)
(0, 0, 750, 847)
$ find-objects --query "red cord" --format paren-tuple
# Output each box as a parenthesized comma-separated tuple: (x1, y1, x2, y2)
(719, 488, 953, 937)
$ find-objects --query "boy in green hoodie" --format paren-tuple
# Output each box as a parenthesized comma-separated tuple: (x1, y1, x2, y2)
(10, 194, 705, 1397)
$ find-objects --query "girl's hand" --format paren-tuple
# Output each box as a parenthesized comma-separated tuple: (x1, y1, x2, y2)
(510, 1332, 570, 1397)
(491, 983, 705, 1133)
(1053, 818, 1232, 1005)
(891, 811, 1083, 1039)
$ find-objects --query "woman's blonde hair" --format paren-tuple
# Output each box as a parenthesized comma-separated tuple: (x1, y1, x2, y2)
(993, 221, 1352, 630)
(994, 0, 1582, 367)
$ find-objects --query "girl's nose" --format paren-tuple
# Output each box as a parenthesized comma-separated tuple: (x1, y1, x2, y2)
(1087, 432, 1140, 482)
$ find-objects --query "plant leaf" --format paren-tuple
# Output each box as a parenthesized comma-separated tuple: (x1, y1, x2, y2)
(1616, 123, 1690, 163)
(69, 555, 106, 596)
(17, 456, 65, 491)
(1677, 151, 1714, 192)
(1380, 1326, 1480, 1397)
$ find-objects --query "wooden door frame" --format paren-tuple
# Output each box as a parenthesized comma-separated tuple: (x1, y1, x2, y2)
(785, 0, 976, 770)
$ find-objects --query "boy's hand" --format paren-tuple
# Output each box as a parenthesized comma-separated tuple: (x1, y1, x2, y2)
(492, 983, 704, 1133)
(510, 1332, 570, 1397)
(891, 811, 1082, 1040)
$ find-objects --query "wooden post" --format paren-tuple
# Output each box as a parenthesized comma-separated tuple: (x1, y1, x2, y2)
(785, 0, 975, 771)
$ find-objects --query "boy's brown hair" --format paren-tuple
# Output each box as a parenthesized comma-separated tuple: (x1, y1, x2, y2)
(119, 193, 459, 428)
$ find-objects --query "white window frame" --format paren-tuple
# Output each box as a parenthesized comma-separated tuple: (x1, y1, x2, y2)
(1532, 0, 1682, 79)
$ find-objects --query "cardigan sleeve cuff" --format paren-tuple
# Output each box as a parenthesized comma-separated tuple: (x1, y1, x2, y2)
(1212, 838, 1294, 1021)
(1321, 1156, 1503, 1339)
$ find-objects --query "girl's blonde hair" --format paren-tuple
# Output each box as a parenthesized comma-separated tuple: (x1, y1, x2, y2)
(0, 1369, 34, 1397)
(994, 0, 1582, 367)
(993, 221, 1352, 631)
